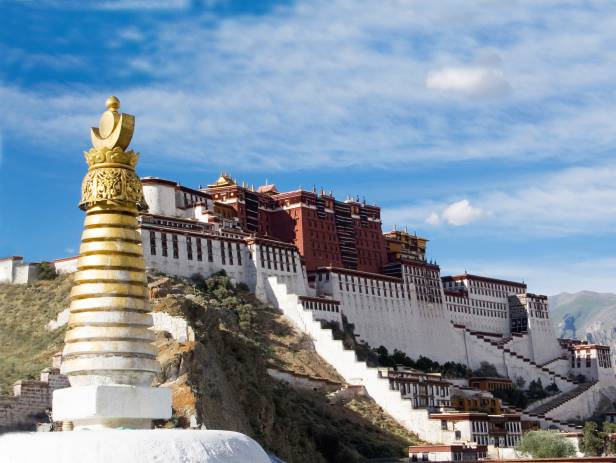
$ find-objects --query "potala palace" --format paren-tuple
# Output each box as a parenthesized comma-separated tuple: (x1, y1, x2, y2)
(3, 172, 616, 451)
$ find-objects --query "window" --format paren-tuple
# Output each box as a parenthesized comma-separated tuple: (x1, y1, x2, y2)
(236, 243, 242, 265)
(161, 233, 168, 257)
(196, 238, 202, 261)
(228, 242, 233, 265)
(207, 239, 213, 262)
(149, 231, 156, 255)
(441, 419, 447, 430)
(172, 234, 179, 259)
(186, 237, 193, 260)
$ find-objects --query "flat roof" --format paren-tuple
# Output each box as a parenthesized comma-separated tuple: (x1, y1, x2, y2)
(443, 273, 526, 288)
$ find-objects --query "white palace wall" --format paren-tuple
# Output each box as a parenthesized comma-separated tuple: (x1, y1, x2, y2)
(527, 315, 563, 365)
(139, 226, 307, 305)
(316, 271, 467, 365)
(0, 257, 38, 284)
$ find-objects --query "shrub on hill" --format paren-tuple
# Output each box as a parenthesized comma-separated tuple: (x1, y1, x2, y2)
(515, 430, 576, 458)
(371, 346, 471, 378)
(0, 275, 71, 393)
(36, 262, 58, 280)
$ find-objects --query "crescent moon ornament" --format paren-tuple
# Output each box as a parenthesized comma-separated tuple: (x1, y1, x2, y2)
(90, 96, 135, 150)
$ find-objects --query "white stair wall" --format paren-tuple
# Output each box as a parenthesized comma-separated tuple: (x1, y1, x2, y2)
(266, 275, 448, 442)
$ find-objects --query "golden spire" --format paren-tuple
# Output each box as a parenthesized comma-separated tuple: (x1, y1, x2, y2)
(90, 96, 135, 150)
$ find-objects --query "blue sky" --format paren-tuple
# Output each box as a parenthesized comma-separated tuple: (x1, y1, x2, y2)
(1, 0, 615, 295)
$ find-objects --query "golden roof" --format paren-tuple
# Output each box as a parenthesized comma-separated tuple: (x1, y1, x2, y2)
(208, 172, 236, 188)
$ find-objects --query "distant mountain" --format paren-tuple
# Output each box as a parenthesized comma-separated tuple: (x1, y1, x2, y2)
(549, 291, 616, 357)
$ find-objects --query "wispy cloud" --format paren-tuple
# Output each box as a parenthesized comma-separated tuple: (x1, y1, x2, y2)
(95, 0, 190, 10)
(425, 200, 485, 226)
(385, 162, 616, 237)
(27, 0, 192, 10)
(426, 64, 510, 98)
(3, 0, 616, 172)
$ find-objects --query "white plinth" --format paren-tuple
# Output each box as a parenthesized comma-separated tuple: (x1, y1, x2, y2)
(0, 429, 271, 463)
(53, 385, 172, 429)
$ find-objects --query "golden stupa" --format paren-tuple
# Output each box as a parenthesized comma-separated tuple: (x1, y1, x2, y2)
(61, 97, 159, 389)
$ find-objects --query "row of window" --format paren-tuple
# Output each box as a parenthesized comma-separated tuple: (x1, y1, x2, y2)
(392, 381, 450, 398)
(149, 231, 242, 266)
(445, 295, 507, 311)
(337, 274, 405, 298)
(405, 266, 439, 278)
(468, 279, 523, 293)
(447, 304, 509, 319)
(471, 421, 489, 433)
(598, 349, 613, 368)
(301, 300, 340, 313)
(258, 246, 297, 273)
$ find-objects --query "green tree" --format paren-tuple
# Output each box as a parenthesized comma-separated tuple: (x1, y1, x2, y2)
(376, 346, 394, 367)
(527, 379, 548, 401)
(36, 262, 57, 280)
(580, 421, 604, 456)
(515, 430, 576, 458)
(603, 422, 616, 455)
(473, 361, 500, 378)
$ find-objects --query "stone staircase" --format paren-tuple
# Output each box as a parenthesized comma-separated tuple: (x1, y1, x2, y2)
(454, 323, 578, 390)
(265, 275, 442, 442)
(525, 381, 598, 417)
(538, 355, 568, 368)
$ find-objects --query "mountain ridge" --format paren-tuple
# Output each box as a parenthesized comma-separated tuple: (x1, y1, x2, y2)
(549, 290, 616, 357)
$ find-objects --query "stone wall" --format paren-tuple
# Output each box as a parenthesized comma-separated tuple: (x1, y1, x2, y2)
(0, 362, 69, 432)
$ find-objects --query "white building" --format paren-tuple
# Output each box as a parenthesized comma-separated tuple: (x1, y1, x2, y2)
(7, 175, 616, 444)
(0, 256, 39, 284)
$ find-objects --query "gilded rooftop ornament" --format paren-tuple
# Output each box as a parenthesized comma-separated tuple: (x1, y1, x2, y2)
(79, 97, 147, 211)
(91, 96, 135, 150)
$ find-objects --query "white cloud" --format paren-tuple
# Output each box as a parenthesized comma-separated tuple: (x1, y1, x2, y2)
(118, 27, 145, 43)
(426, 66, 510, 98)
(426, 212, 441, 226)
(442, 200, 484, 226)
(387, 162, 616, 238)
(424, 200, 484, 227)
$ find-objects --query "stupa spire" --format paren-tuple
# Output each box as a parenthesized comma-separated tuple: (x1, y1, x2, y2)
(54, 97, 170, 429)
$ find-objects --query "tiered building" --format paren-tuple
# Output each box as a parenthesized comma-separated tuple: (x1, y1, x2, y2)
(12, 172, 614, 448)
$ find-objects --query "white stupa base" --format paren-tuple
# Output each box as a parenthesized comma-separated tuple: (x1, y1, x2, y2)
(0, 429, 271, 463)
(53, 385, 172, 430)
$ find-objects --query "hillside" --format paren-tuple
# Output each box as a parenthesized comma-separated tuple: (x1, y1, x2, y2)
(549, 291, 616, 356)
(0, 271, 421, 462)
(0, 274, 72, 393)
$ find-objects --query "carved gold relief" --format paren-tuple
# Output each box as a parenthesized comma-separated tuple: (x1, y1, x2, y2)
(80, 167, 147, 211)
(84, 146, 139, 169)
